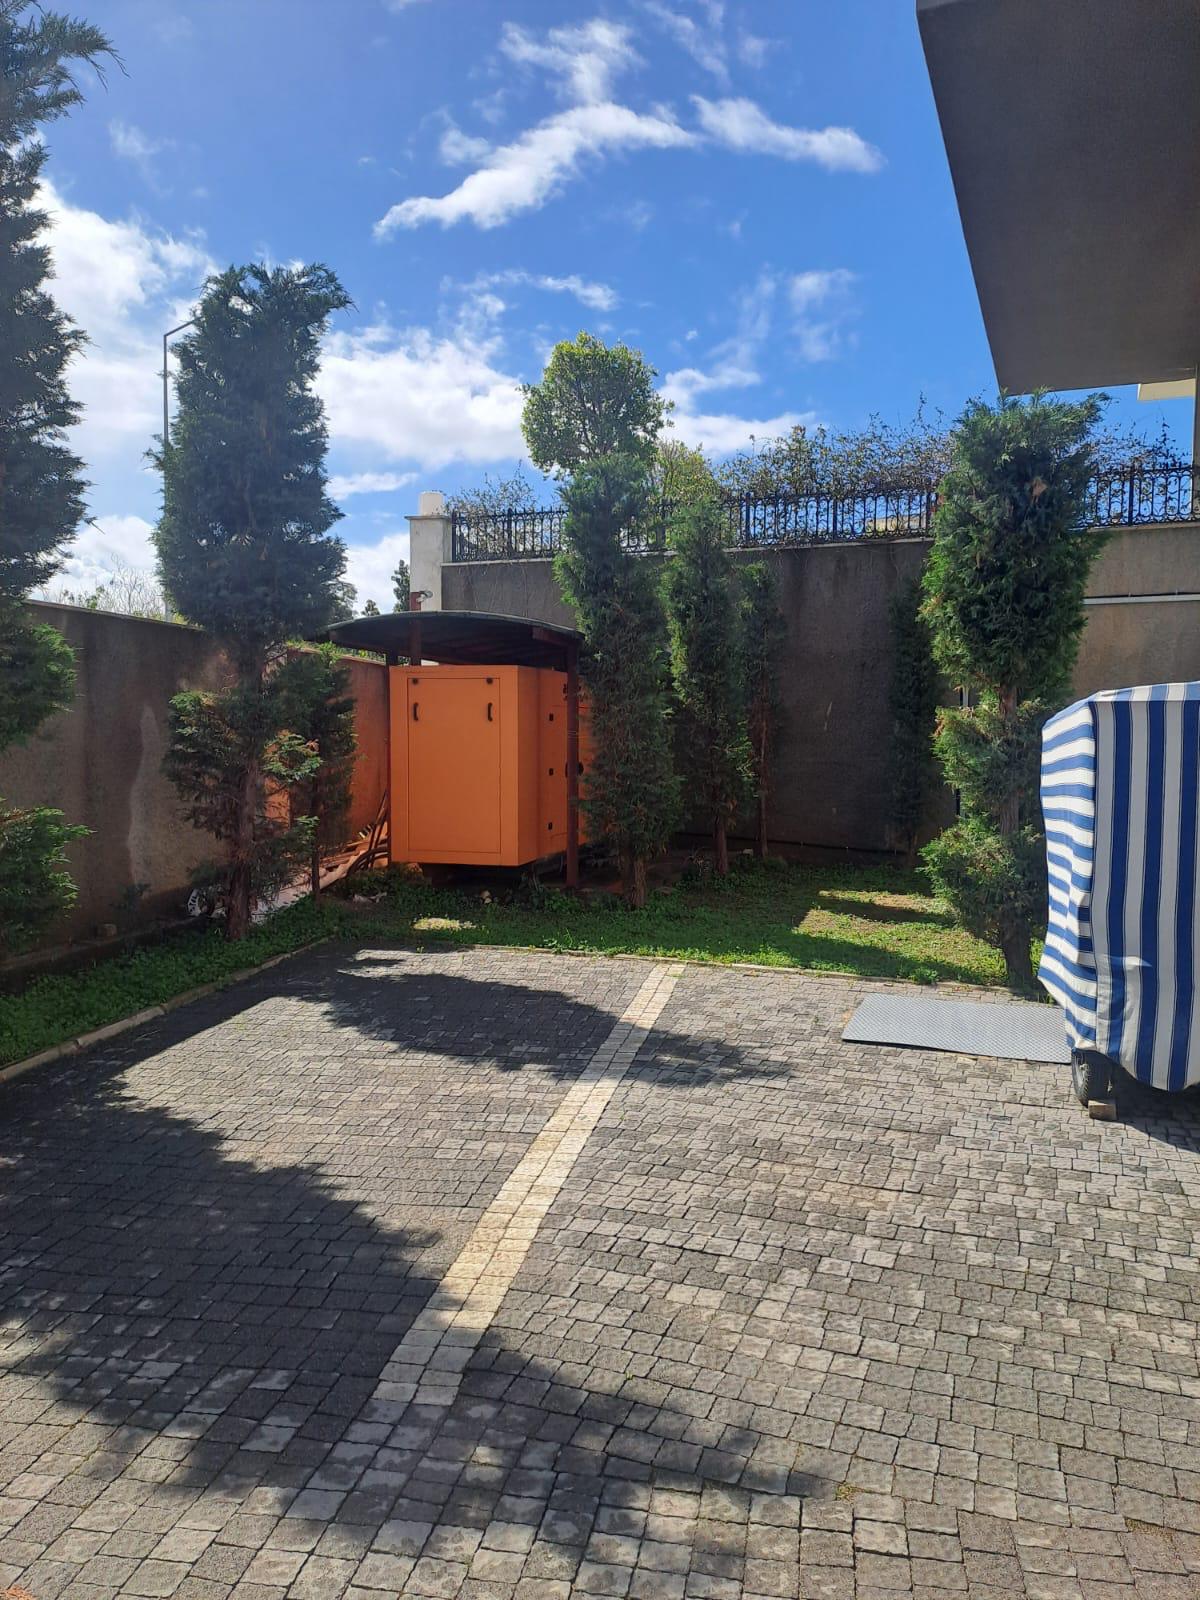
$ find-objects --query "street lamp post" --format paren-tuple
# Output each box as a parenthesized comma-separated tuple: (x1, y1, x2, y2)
(161, 319, 196, 448)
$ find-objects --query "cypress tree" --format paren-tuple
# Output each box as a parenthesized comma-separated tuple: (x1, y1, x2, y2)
(921, 394, 1104, 988)
(737, 563, 784, 859)
(523, 335, 677, 906)
(0, 2, 113, 952)
(887, 576, 938, 864)
(155, 263, 351, 938)
(663, 494, 747, 874)
(556, 455, 678, 906)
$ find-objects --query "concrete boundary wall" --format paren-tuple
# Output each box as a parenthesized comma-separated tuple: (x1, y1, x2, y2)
(0, 603, 388, 949)
(442, 523, 1200, 853)
(4, 521, 1195, 952)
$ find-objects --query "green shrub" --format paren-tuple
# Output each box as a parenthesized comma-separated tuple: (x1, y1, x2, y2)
(887, 577, 938, 862)
(921, 394, 1105, 988)
(922, 814, 1045, 962)
(0, 898, 340, 1065)
(0, 803, 88, 956)
(664, 493, 748, 875)
(556, 455, 678, 906)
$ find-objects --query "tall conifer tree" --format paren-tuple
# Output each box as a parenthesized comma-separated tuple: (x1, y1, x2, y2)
(0, 2, 113, 951)
(921, 394, 1103, 987)
(556, 456, 678, 906)
(737, 563, 784, 860)
(664, 494, 747, 874)
(523, 336, 677, 905)
(155, 263, 351, 938)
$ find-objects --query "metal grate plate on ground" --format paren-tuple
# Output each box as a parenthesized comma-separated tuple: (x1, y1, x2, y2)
(842, 993, 1069, 1064)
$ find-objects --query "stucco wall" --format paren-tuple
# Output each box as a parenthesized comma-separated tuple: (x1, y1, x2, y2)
(1076, 523, 1200, 696)
(0, 604, 387, 947)
(443, 523, 1200, 853)
(6, 521, 1195, 952)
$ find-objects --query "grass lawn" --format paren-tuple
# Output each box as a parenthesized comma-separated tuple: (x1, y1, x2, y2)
(0, 860, 1012, 1070)
(371, 861, 1009, 987)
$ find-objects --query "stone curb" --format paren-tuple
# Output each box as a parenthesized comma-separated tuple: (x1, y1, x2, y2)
(0, 937, 333, 1087)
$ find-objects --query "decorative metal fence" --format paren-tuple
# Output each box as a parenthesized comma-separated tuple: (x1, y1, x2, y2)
(448, 461, 1199, 562)
(1087, 462, 1200, 528)
(450, 505, 566, 561)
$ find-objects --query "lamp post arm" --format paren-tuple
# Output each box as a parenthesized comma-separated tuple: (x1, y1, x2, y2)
(161, 318, 197, 449)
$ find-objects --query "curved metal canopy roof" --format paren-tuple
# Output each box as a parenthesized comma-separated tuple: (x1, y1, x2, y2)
(325, 609, 581, 668)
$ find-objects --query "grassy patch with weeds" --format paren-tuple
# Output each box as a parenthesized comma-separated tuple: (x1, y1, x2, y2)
(0, 898, 344, 1068)
(350, 859, 1008, 988)
(0, 860, 1012, 1070)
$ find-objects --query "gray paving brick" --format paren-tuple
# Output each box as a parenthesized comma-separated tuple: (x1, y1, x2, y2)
(2, 948, 1200, 1597)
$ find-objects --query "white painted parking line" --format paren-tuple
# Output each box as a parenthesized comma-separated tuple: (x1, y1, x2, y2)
(371, 962, 684, 1410)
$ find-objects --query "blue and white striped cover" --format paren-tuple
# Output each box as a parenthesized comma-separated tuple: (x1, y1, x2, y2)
(1039, 683, 1200, 1090)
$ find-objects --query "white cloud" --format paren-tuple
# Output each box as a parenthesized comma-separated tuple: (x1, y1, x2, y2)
(499, 18, 640, 105)
(663, 360, 758, 404)
(380, 18, 645, 234)
(380, 15, 879, 234)
(377, 101, 693, 232)
(665, 345, 809, 453)
(529, 273, 616, 311)
(660, 266, 839, 448)
(40, 181, 214, 462)
(460, 268, 618, 313)
(343, 528, 412, 611)
(318, 322, 525, 468)
(318, 271, 804, 484)
(672, 405, 814, 454)
(328, 470, 417, 499)
(644, 1, 729, 85)
(663, 274, 811, 451)
(737, 32, 769, 68)
(662, 267, 776, 403)
(692, 96, 883, 173)
(151, 12, 194, 47)
(47, 513, 158, 593)
(789, 267, 857, 360)
(320, 301, 804, 474)
(439, 124, 492, 166)
(109, 120, 173, 187)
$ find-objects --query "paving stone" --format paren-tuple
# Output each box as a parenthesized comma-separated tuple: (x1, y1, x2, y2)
(3, 948, 1200, 1598)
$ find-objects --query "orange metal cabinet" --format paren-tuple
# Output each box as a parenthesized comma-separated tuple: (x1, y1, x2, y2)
(389, 664, 577, 867)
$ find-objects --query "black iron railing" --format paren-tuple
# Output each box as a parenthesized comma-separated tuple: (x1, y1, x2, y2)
(1087, 462, 1200, 528)
(449, 505, 566, 560)
(448, 462, 1199, 562)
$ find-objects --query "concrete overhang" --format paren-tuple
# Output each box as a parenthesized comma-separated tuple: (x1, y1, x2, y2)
(917, 0, 1200, 394)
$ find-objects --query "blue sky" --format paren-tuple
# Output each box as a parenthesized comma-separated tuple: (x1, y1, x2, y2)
(40, 0, 1193, 608)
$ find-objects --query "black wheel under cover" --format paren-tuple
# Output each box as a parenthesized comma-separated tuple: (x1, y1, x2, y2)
(1071, 1050, 1113, 1105)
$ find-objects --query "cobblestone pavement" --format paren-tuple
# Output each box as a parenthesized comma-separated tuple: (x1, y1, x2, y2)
(3, 947, 1200, 1599)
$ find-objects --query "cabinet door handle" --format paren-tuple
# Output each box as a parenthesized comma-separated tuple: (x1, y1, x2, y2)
(412, 702, 419, 722)
(487, 702, 494, 721)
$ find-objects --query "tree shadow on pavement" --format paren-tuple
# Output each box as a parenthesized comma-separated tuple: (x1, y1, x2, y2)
(293, 945, 790, 1086)
(0, 948, 821, 1598)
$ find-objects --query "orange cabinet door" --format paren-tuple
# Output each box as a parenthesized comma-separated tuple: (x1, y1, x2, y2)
(406, 675, 501, 857)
